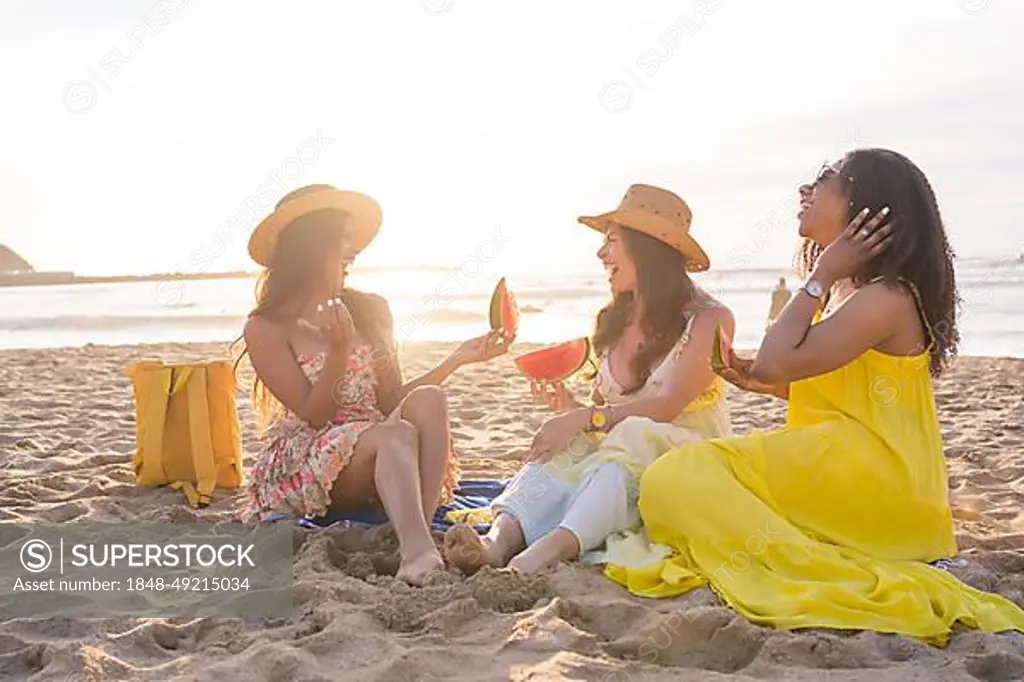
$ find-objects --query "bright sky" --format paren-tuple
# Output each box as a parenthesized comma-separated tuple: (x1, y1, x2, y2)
(1, 0, 1022, 276)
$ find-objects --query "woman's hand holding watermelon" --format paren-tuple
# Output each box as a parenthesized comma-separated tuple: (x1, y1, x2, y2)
(530, 379, 582, 411)
(449, 330, 510, 367)
(714, 329, 789, 399)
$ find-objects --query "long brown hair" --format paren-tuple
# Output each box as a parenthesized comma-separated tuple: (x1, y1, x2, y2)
(591, 225, 698, 394)
(234, 185, 399, 425)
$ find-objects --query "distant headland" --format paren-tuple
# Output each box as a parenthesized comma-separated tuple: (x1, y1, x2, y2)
(0, 244, 34, 274)
(0, 244, 256, 288)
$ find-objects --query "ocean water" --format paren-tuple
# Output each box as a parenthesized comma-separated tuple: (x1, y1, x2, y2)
(1, 258, 1022, 357)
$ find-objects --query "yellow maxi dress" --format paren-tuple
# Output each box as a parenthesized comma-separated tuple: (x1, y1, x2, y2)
(607, 339, 1024, 643)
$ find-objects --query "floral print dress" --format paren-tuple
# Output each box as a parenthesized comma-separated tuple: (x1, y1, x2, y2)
(243, 344, 387, 522)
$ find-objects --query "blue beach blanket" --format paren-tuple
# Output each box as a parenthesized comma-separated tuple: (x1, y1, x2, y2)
(263, 478, 507, 533)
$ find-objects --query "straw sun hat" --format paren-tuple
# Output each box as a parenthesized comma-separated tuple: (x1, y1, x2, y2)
(578, 183, 710, 272)
(247, 185, 383, 267)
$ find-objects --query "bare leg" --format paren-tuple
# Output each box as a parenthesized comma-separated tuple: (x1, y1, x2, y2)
(397, 386, 452, 522)
(508, 528, 580, 574)
(330, 421, 443, 585)
(443, 512, 527, 575)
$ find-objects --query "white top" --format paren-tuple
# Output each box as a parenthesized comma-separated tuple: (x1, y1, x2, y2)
(593, 312, 732, 439)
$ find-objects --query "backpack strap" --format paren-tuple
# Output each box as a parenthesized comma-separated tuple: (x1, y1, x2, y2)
(135, 362, 172, 486)
(182, 366, 217, 507)
(166, 365, 218, 508)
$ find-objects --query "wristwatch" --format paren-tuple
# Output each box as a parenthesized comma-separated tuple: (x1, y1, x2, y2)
(802, 279, 826, 302)
(587, 405, 612, 433)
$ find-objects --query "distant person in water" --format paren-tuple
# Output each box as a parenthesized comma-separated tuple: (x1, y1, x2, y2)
(237, 184, 509, 585)
(767, 276, 792, 329)
(443, 184, 734, 575)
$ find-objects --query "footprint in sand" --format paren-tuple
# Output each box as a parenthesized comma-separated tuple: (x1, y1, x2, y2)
(504, 599, 601, 655)
(604, 606, 766, 674)
(546, 597, 653, 643)
(753, 630, 889, 670)
(467, 566, 550, 613)
(0, 639, 48, 679)
(37, 501, 90, 523)
(965, 651, 1024, 682)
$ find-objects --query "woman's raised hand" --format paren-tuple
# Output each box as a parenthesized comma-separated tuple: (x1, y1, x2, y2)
(812, 206, 895, 284)
(317, 297, 355, 351)
(450, 330, 511, 367)
(529, 379, 583, 411)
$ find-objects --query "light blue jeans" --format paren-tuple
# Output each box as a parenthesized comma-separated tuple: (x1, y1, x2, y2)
(490, 459, 638, 553)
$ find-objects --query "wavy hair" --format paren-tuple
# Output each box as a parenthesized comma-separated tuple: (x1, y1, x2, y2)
(591, 226, 697, 394)
(799, 149, 960, 376)
(234, 185, 399, 426)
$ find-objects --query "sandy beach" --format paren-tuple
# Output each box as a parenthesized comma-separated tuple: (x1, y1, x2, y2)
(0, 341, 1022, 682)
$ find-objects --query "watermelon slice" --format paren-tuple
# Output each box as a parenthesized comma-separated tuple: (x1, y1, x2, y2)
(711, 323, 726, 371)
(489, 277, 519, 339)
(513, 337, 594, 382)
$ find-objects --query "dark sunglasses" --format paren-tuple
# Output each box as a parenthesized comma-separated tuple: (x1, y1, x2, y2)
(813, 162, 855, 187)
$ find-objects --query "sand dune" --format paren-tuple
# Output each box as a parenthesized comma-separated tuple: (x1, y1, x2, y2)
(0, 342, 1022, 681)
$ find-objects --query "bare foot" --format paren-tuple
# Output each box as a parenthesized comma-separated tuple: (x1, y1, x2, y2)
(396, 549, 445, 586)
(507, 528, 579, 574)
(507, 553, 547, 574)
(443, 524, 501, 575)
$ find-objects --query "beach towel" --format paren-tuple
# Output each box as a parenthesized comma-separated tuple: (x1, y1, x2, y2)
(263, 478, 506, 533)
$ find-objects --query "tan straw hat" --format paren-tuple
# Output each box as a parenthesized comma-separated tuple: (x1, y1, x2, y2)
(578, 184, 710, 272)
(248, 185, 383, 267)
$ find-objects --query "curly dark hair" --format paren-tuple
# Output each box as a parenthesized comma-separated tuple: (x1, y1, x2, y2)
(591, 226, 698, 393)
(798, 148, 960, 376)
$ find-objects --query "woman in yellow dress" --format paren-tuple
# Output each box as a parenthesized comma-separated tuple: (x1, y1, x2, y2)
(608, 149, 1024, 643)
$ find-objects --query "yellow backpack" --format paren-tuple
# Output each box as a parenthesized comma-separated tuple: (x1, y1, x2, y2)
(126, 358, 242, 507)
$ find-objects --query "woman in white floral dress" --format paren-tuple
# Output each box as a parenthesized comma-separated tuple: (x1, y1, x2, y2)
(239, 184, 508, 585)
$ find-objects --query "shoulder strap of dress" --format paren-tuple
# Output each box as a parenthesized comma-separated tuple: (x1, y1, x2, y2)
(678, 311, 697, 346)
(862, 276, 935, 351)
